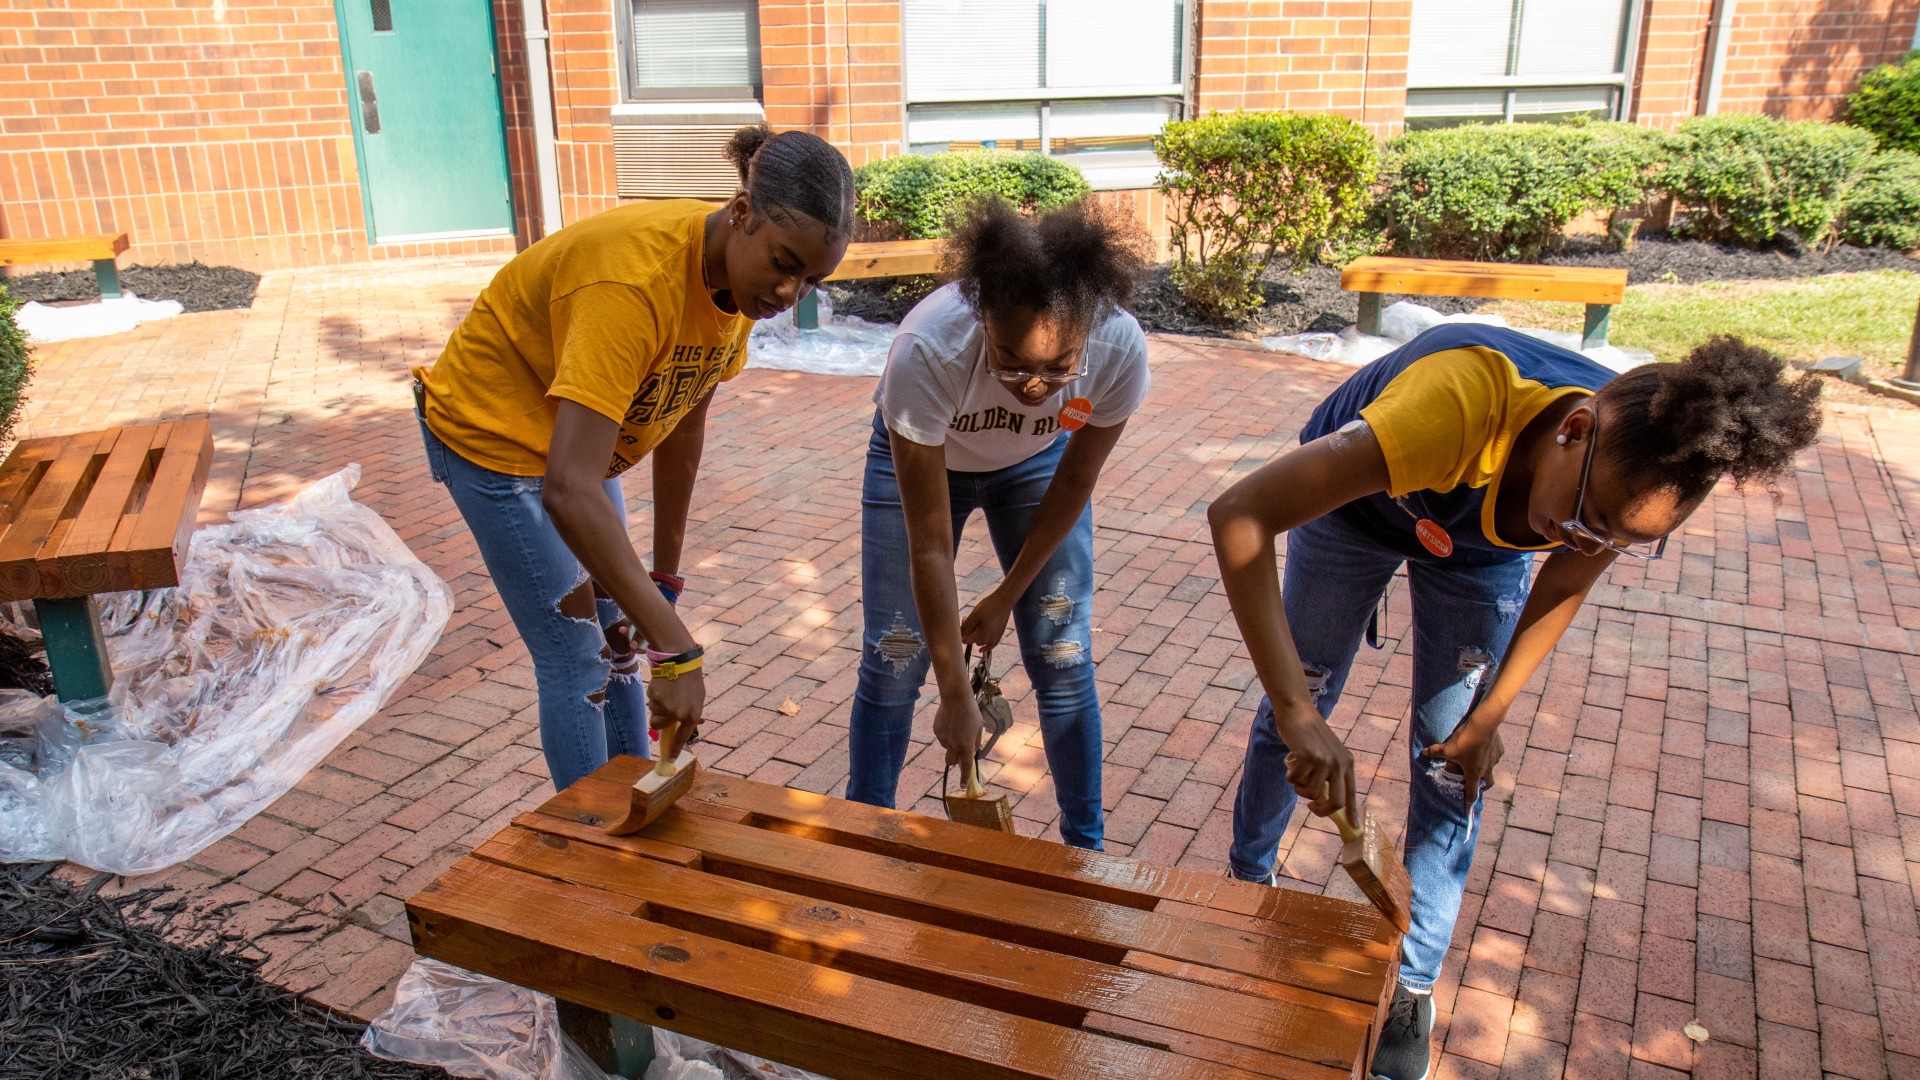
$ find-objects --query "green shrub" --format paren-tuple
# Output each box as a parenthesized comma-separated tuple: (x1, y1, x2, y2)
(1848, 49, 1920, 153)
(0, 282, 32, 447)
(1156, 110, 1377, 323)
(1838, 149, 1920, 251)
(853, 150, 1090, 240)
(1656, 113, 1877, 247)
(1376, 121, 1663, 261)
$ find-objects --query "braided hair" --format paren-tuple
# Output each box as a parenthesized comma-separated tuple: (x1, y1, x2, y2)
(1594, 336, 1823, 502)
(723, 125, 856, 241)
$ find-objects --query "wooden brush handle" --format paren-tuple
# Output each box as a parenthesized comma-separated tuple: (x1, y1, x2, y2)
(654, 722, 682, 775)
(963, 754, 986, 799)
(1328, 806, 1364, 845)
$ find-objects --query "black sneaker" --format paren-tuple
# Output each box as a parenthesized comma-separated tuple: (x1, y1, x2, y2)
(1370, 983, 1434, 1080)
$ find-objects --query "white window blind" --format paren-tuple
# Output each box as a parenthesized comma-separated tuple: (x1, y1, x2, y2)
(903, 0, 1043, 99)
(1043, 0, 1182, 89)
(1515, 0, 1630, 78)
(1407, 0, 1514, 85)
(630, 0, 762, 90)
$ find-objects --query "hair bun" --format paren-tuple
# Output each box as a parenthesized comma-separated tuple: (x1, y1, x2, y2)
(724, 124, 774, 183)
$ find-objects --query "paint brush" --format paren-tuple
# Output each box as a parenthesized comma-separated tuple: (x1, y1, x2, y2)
(1328, 804, 1414, 934)
(944, 756, 1015, 833)
(607, 720, 697, 835)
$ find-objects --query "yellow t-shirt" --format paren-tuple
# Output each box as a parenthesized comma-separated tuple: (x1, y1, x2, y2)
(421, 200, 750, 478)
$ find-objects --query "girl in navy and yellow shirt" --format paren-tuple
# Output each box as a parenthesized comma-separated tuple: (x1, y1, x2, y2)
(1207, 324, 1823, 1080)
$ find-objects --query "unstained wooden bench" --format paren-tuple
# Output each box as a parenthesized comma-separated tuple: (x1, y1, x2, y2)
(0, 420, 215, 703)
(1341, 255, 1630, 349)
(409, 758, 1402, 1079)
(0, 233, 132, 300)
(797, 237, 946, 329)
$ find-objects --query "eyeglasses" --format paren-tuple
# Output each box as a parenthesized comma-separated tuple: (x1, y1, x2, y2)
(988, 361, 1087, 387)
(1561, 417, 1668, 560)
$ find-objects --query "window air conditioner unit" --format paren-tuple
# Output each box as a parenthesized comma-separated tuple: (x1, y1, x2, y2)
(611, 103, 765, 200)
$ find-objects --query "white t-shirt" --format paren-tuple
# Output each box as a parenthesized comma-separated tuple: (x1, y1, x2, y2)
(873, 283, 1151, 473)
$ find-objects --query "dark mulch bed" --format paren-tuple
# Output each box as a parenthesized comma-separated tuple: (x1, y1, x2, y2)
(0, 862, 448, 1079)
(2, 262, 260, 313)
(828, 234, 1919, 341)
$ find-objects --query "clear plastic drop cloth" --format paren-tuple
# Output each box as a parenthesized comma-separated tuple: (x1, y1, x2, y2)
(644, 1029, 830, 1080)
(362, 959, 834, 1080)
(746, 291, 898, 378)
(362, 959, 611, 1080)
(1262, 300, 1653, 373)
(17, 292, 186, 344)
(0, 465, 452, 875)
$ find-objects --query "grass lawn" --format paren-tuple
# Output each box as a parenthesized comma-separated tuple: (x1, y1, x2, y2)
(1479, 269, 1920, 379)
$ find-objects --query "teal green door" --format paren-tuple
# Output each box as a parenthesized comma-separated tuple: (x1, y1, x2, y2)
(336, 0, 514, 242)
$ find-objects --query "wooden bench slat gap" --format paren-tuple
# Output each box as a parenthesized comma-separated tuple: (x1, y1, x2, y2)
(476, 825, 1369, 1068)
(411, 858, 1276, 1080)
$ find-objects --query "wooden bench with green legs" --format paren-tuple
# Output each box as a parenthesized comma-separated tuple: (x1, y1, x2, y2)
(1341, 255, 1630, 350)
(0, 420, 215, 705)
(0, 233, 133, 300)
(795, 238, 946, 329)
(408, 756, 1403, 1079)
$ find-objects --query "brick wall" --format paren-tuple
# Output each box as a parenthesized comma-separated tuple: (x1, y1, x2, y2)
(1631, 0, 1918, 129)
(1714, 0, 1917, 120)
(1193, 0, 1411, 136)
(546, 1, 622, 225)
(759, 0, 903, 168)
(0, 0, 521, 272)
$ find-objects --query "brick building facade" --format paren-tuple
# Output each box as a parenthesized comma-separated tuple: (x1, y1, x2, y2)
(2, 0, 1916, 272)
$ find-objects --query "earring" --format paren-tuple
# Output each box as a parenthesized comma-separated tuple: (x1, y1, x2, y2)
(1556, 434, 1569, 445)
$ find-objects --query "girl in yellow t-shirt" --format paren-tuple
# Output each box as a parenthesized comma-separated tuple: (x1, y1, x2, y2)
(415, 126, 853, 790)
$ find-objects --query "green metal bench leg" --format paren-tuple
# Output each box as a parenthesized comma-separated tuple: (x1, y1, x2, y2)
(93, 259, 122, 300)
(1356, 292, 1384, 336)
(1582, 304, 1611, 350)
(33, 595, 113, 703)
(795, 289, 820, 331)
(557, 1000, 654, 1076)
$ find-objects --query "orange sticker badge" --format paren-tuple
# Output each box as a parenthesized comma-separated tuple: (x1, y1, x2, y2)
(1414, 519, 1453, 558)
(1059, 397, 1093, 431)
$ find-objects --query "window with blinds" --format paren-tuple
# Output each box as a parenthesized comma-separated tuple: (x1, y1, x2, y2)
(627, 0, 762, 95)
(901, 0, 1185, 179)
(1406, 0, 1634, 128)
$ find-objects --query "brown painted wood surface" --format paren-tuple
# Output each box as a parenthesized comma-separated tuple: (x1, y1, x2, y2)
(409, 759, 1399, 1080)
(1340, 255, 1628, 305)
(824, 239, 945, 282)
(0, 420, 214, 601)
(0, 233, 129, 266)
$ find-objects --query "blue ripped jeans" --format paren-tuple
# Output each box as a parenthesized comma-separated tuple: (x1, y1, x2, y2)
(1228, 510, 1532, 991)
(848, 414, 1104, 850)
(419, 420, 649, 791)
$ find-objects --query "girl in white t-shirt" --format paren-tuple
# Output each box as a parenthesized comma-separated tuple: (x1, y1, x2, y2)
(847, 198, 1151, 850)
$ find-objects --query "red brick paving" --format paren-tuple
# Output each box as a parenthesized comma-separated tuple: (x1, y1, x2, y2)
(25, 257, 1920, 1078)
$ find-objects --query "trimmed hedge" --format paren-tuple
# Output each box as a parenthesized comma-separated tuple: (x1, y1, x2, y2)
(1848, 49, 1920, 153)
(0, 282, 32, 448)
(1156, 109, 1376, 322)
(1375, 121, 1664, 261)
(853, 150, 1090, 240)
(1655, 113, 1878, 247)
(1840, 148, 1920, 251)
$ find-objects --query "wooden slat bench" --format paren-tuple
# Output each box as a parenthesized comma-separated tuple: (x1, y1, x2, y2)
(0, 420, 215, 702)
(796, 237, 946, 329)
(1341, 255, 1630, 349)
(0, 233, 132, 300)
(409, 758, 1402, 1080)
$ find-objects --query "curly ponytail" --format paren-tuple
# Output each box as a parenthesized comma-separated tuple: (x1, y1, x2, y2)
(1595, 336, 1823, 502)
(723, 124, 856, 241)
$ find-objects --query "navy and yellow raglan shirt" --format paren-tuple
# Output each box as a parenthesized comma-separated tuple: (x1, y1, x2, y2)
(1300, 324, 1618, 563)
